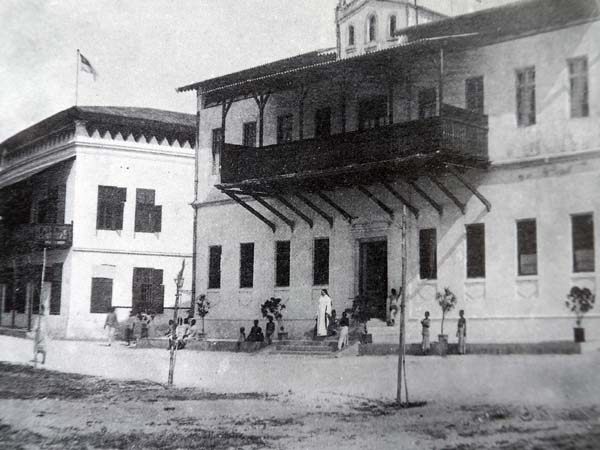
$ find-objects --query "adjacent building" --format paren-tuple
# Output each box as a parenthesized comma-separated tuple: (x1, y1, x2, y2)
(0, 106, 195, 338)
(179, 0, 600, 343)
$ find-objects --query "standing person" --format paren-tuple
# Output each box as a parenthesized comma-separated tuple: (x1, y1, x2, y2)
(337, 311, 350, 351)
(247, 320, 264, 342)
(237, 327, 246, 351)
(327, 309, 338, 336)
(33, 304, 48, 364)
(317, 289, 332, 337)
(125, 311, 136, 346)
(387, 288, 400, 326)
(104, 307, 118, 346)
(457, 310, 467, 355)
(265, 316, 275, 345)
(421, 311, 431, 355)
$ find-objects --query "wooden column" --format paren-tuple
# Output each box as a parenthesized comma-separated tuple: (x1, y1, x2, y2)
(253, 93, 271, 147)
(298, 87, 309, 140)
(438, 46, 444, 118)
(221, 99, 233, 143)
(386, 68, 394, 125)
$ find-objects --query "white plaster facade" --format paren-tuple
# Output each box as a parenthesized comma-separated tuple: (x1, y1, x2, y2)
(189, 2, 600, 343)
(0, 108, 195, 338)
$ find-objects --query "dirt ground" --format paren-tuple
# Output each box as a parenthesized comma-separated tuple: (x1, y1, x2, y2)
(1, 336, 600, 449)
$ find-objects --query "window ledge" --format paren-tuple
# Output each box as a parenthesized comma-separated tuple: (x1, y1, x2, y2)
(207, 288, 220, 293)
(465, 278, 486, 284)
(238, 288, 254, 292)
(516, 275, 539, 281)
(572, 272, 596, 277)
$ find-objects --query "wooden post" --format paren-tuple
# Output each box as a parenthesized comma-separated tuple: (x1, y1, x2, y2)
(168, 260, 185, 387)
(298, 87, 309, 140)
(339, 78, 348, 133)
(253, 93, 271, 147)
(33, 247, 47, 368)
(191, 91, 203, 316)
(397, 205, 409, 405)
(438, 46, 444, 119)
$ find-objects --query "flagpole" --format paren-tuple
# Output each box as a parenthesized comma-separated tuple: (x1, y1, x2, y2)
(75, 49, 80, 106)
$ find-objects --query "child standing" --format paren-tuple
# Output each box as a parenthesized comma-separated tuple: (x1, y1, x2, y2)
(265, 316, 275, 345)
(421, 311, 431, 355)
(337, 311, 350, 351)
(457, 310, 467, 354)
(237, 327, 246, 351)
(125, 311, 136, 346)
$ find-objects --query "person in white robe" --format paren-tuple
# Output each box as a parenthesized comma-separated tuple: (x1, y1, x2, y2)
(317, 289, 332, 337)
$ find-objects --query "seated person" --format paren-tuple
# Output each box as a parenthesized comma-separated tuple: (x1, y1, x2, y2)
(237, 327, 246, 351)
(247, 320, 264, 342)
(327, 309, 338, 336)
(187, 319, 200, 341)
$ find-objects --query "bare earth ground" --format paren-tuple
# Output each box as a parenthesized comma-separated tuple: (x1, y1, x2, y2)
(1, 336, 599, 449)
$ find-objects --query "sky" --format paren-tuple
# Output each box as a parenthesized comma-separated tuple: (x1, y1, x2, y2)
(0, 0, 515, 142)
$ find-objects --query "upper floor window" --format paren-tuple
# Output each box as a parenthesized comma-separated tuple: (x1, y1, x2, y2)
(516, 67, 536, 127)
(96, 185, 126, 231)
(419, 228, 437, 280)
(314, 107, 331, 139)
(568, 56, 589, 118)
(358, 96, 387, 130)
(517, 219, 537, 276)
(208, 245, 222, 289)
(275, 240, 291, 287)
(277, 114, 293, 144)
(572, 213, 594, 273)
(466, 223, 485, 278)
(368, 15, 377, 42)
(348, 25, 355, 46)
(135, 189, 161, 233)
(418, 88, 437, 119)
(243, 121, 257, 147)
(465, 76, 484, 114)
(389, 15, 397, 37)
(211, 128, 223, 175)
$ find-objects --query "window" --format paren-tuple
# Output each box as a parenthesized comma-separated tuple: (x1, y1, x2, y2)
(36, 186, 63, 225)
(135, 189, 162, 233)
(516, 67, 536, 127)
(211, 128, 223, 175)
(314, 107, 331, 139)
(240, 243, 254, 288)
(568, 56, 589, 118)
(243, 121, 257, 147)
(348, 25, 355, 46)
(358, 96, 387, 130)
(368, 15, 377, 42)
(572, 214, 594, 272)
(208, 245, 222, 289)
(419, 229, 437, 279)
(90, 277, 113, 313)
(275, 240, 290, 287)
(466, 223, 485, 278)
(96, 185, 126, 231)
(389, 15, 397, 37)
(132, 267, 164, 313)
(313, 238, 329, 285)
(517, 219, 537, 276)
(277, 115, 293, 144)
(418, 88, 437, 119)
(465, 76, 484, 114)
(49, 263, 62, 315)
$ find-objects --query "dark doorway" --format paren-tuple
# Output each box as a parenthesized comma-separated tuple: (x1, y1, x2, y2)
(359, 240, 388, 320)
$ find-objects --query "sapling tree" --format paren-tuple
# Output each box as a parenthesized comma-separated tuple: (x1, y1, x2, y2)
(196, 294, 211, 335)
(260, 297, 286, 331)
(565, 286, 595, 327)
(436, 287, 457, 335)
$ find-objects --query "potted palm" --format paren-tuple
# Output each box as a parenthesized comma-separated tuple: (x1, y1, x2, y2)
(436, 288, 457, 356)
(195, 294, 211, 339)
(261, 297, 287, 340)
(565, 286, 595, 343)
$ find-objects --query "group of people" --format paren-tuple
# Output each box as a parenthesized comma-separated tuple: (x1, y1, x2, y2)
(317, 289, 350, 351)
(166, 317, 202, 350)
(421, 309, 467, 355)
(240, 315, 276, 346)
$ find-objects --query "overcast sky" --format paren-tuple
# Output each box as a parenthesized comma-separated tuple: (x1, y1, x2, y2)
(1, 0, 516, 142)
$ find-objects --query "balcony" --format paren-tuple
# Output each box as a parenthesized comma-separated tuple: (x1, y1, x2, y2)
(221, 105, 488, 186)
(1, 223, 73, 255)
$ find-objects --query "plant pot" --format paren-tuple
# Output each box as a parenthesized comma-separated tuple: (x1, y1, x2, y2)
(438, 334, 448, 356)
(574, 327, 585, 343)
(277, 332, 289, 341)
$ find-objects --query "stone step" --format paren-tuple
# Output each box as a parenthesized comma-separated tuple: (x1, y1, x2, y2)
(277, 340, 337, 346)
(275, 345, 335, 353)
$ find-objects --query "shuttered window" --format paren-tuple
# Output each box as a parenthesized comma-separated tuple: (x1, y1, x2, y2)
(208, 246, 222, 289)
(419, 229, 437, 280)
(96, 185, 126, 230)
(243, 122, 257, 147)
(240, 243, 254, 288)
(572, 214, 594, 273)
(277, 115, 294, 144)
(132, 267, 164, 314)
(466, 224, 486, 278)
(313, 238, 330, 286)
(517, 219, 537, 276)
(90, 277, 113, 313)
(212, 128, 223, 175)
(516, 67, 536, 127)
(568, 56, 589, 118)
(135, 189, 162, 233)
(275, 241, 291, 287)
(466, 76, 484, 114)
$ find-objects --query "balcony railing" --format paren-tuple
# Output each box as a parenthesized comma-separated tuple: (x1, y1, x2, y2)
(1, 223, 73, 254)
(221, 104, 488, 185)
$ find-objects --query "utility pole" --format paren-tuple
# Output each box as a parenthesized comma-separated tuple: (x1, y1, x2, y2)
(167, 260, 185, 387)
(33, 247, 47, 369)
(396, 205, 409, 405)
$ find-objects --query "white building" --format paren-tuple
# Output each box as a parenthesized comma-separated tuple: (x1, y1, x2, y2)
(179, 0, 600, 343)
(0, 106, 195, 338)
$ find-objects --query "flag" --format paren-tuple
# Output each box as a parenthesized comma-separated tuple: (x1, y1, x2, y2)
(80, 53, 98, 80)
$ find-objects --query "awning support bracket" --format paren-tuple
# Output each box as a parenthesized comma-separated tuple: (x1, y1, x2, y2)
(249, 193, 295, 232)
(272, 194, 314, 228)
(295, 192, 334, 228)
(408, 180, 443, 216)
(446, 165, 491, 212)
(357, 186, 394, 219)
(381, 182, 419, 219)
(429, 176, 466, 215)
(220, 189, 276, 232)
(315, 191, 355, 223)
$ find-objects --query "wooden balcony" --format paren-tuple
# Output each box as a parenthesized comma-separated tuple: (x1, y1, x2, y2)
(221, 105, 488, 186)
(1, 223, 73, 254)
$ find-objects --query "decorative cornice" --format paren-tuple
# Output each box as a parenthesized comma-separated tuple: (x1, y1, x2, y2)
(72, 247, 193, 258)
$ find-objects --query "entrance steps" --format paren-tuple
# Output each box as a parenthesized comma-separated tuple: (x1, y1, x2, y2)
(272, 338, 340, 356)
(367, 319, 400, 344)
